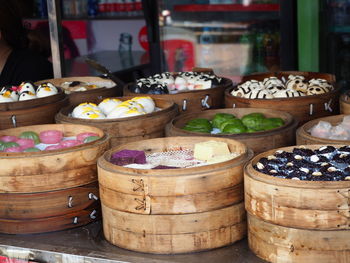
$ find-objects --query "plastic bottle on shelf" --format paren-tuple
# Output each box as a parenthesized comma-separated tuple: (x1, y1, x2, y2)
(113, 0, 125, 17)
(199, 27, 215, 67)
(75, 0, 88, 18)
(134, 0, 142, 16)
(255, 27, 268, 72)
(124, 0, 135, 17)
(36, 0, 48, 18)
(62, 0, 74, 18)
(98, 0, 108, 17)
(88, 0, 99, 17)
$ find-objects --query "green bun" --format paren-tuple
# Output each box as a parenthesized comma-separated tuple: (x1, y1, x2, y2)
(222, 123, 247, 134)
(260, 118, 285, 131)
(246, 127, 258, 133)
(241, 113, 265, 130)
(182, 126, 211, 133)
(211, 113, 235, 128)
(83, 136, 100, 143)
(23, 147, 41, 152)
(19, 131, 40, 144)
(182, 118, 212, 133)
(219, 118, 244, 131)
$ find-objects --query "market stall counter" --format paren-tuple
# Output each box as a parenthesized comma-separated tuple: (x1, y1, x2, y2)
(0, 221, 265, 263)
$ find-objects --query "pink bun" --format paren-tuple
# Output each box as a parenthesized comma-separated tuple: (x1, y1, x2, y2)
(76, 132, 99, 142)
(4, 146, 23, 152)
(16, 138, 35, 149)
(45, 144, 63, 151)
(39, 130, 63, 144)
(0, 135, 18, 142)
(59, 140, 81, 148)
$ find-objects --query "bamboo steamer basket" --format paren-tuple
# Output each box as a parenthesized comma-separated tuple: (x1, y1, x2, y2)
(36, 76, 121, 105)
(0, 124, 109, 193)
(102, 202, 246, 254)
(55, 97, 179, 147)
(225, 71, 340, 126)
(296, 114, 350, 145)
(248, 214, 350, 263)
(0, 87, 68, 130)
(124, 77, 232, 114)
(0, 182, 99, 219)
(166, 108, 298, 154)
(244, 145, 350, 263)
(0, 124, 108, 234)
(340, 92, 350, 114)
(98, 136, 252, 215)
(98, 136, 252, 253)
(0, 203, 100, 234)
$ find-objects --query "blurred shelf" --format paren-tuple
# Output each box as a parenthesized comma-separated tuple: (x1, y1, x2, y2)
(173, 4, 280, 12)
(171, 21, 250, 29)
(331, 26, 350, 33)
(25, 16, 144, 21)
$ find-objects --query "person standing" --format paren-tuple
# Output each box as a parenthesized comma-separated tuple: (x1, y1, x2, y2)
(0, 0, 53, 86)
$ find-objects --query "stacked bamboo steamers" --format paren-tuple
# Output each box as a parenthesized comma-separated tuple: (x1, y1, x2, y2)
(2, 69, 350, 263)
(226, 71, 350, 263)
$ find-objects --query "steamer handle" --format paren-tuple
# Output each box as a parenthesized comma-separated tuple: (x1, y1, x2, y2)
(88, 193, 99, 201)
(68, 196, 73, 208)
(182, 99, 187, 111)
(11, 115, 17, 128)
(201, 95, 211, 109)
(324, 99, 333, 112)
(90, 210, 97, 219)
(309, 104, 314, 115)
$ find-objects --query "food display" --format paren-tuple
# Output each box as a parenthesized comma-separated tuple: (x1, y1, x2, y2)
(56, 97, 178, 148)
(182, 112, 284, 134)
(0, 130, 100, 152)
(36, 77, 117, 95)
(109, 140, 240, 169)
(309, 115, 350, 140)
(60, 81, 100, 94)
(245, 142, 350, 263)
(129, 71, 223, 95)
(231, 75, 334, 99)
(0, 123, 108, 234)
(254, 146, 350, 181)
(98, 136, 250, 253)
(0, 82, 58, 103)
(225, 71, 339, 126)
(71, 97, 156, 119)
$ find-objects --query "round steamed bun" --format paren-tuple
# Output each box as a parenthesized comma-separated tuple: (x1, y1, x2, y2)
(72, 103, 100, 118)
(131, 97, 155, 113)
(98, 98, 122, 115)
